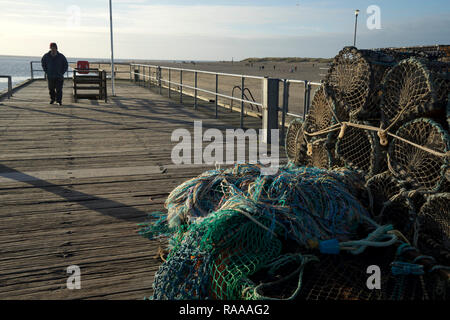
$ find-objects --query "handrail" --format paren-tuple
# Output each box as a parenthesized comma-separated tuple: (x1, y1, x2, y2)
(0, 75, 12, 99)
(129, 63, 322, 131)
(130, 63, 265, 80)
(130, 68, 264, 107)
(231, 86, 260, 113)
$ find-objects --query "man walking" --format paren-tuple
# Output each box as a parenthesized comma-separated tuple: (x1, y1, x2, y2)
(41, 43, 68, 106)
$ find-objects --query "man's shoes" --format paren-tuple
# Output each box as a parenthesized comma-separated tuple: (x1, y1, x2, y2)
(57, 102, 62, 106)
(50, 100, 55, 104)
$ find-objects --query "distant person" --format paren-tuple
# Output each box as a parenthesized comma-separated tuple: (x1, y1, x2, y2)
(41, 42, 68, 106)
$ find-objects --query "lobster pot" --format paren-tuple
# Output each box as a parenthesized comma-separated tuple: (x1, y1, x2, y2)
(365, 172, 402, 215)
(325, 47, 395, 120)
(305, 140, 332, 169)
(388, 118, 449, 192)
(417, 193, 450, 264)
(304, 85, 347, 140)
(381, 58, 449, 131)
(285, 118, 307, 166)
(365, 172, 418, 240)
(447, 93, 450, 131)
(335, 124, 381, 177)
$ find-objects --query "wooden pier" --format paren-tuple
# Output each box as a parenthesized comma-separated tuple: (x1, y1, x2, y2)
(0, 79, 276, 299)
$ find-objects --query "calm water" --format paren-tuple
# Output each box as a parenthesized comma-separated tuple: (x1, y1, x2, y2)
(0, 55, 42, 91)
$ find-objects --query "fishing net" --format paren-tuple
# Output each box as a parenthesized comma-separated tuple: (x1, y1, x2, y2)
(416, 193, 450, 265)
(302, 85, 345, 169)
(381, 58, 449, 131)
(325, 47, 394, 120)
(305, 140, 331, 169)
(285, 118, 307, 166)
(335, 123, 381, 177)
(365, 172, 402, 217)
(142, 165, 406, 300)
(163, 164, 262, 228)
(304, 85, 347, 136)
(364, 172, 422, 243)
(387, 118, 450, 192)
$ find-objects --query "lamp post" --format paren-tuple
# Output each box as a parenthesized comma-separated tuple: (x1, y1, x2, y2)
(109, 0, 115, 96)
(353, 9, 360, 47)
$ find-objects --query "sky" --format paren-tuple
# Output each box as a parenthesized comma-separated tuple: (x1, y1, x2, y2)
(0, 0, 449, 60)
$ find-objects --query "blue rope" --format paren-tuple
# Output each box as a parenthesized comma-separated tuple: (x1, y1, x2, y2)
(391, 261, 424, 276)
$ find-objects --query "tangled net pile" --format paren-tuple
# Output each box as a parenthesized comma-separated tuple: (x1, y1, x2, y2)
(139, 45, 449, 300)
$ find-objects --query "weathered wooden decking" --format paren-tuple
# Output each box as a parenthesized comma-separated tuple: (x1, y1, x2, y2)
(0, 79, 277, 299)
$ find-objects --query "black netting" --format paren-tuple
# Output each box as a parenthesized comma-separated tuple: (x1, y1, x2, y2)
(388, 118, 449, 192)
(417, 193, 450, 265)
(381, 58, 449, 131)
(335, 124, 381, 177)
(325, 47, 395, 120)
(285, 118, 307, 166)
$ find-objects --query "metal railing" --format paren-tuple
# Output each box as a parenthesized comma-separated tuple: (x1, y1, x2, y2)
(129, 63, 321, 132)
(30, 61, 130, 80)
(0, 75, 13, 99)
(30, 61, 75, 80)
(130, 63, 265, 127)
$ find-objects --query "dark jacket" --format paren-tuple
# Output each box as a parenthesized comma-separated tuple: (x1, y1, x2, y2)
(41, 51, 68, 79)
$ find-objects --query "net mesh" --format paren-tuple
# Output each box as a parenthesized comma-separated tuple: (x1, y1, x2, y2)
(143, 165, 400, 300)
(306, 140, 331, 169)
(381, 58, 449, 131)
(285, 118, 307, 166)
(325, 47, 371, 116)
(417, 193, 450, 265)
(364, 172, 420, 242)
(304, 85, 347, 135)
(335, 124, 381, 177)
(388, 118, 449, 192)
(325, 47, 395, 120)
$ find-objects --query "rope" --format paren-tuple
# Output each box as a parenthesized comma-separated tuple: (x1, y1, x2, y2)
(304, 120, 449, 158)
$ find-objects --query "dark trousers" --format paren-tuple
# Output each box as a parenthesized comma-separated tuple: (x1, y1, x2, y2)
(47, 77, 64, 102)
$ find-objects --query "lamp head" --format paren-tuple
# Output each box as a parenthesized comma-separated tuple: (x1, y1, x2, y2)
(355, 9, 360, 16)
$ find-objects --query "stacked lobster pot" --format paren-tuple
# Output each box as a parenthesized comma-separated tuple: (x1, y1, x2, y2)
(286, 46, 449, 266)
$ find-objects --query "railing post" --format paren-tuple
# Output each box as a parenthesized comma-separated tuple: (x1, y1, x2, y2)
(215, 73, 218, 119)
(8, 76, 12, 99)
(134, 68, 139, 83)
(281, 79, 289, 143)
(306, 82, 312, 113)
(143, 66, 146, 87)
(168, 68, 171, 98)
(129, 64, 132, 82)
(262, 77, 279, 144)
(148, 66, 151, 87)
(303, 80, 309, 121)
(30, 62, 34, 80)
(194, 71, 198, 109)
(180, 70, 183, 103)
(240, 76, 245, 128)
(158, 66, 162, 95)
